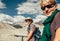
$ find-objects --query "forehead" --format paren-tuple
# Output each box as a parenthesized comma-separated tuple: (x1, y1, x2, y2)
(41, 0, 53, 7)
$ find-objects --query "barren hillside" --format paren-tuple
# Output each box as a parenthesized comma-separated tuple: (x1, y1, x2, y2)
(0, 22, 27, 41)
(0, 22, 43, 41)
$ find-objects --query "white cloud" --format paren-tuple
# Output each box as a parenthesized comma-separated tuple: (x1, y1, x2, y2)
(33, 15, 47, 23)
(0, 13, 13, 24)
(57, 4, 60, 10)
(13, 15, 26, 23)
(0, 0, 6, 9)
(16, 0, 42, 14)
(0, 13, 26, 24)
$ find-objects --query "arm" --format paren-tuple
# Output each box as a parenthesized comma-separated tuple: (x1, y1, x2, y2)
(54, 12, 60, 41)
(54, 28, 60, 41)
(26, 30, 34, 41)
(26, 24, 36, 41)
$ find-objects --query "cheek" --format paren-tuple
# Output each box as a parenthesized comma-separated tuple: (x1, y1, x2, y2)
(25, 23, 28, 25)
(49, 7, 56, 12)
(43, 11, 46, 14)
(49, 8, 54, 12)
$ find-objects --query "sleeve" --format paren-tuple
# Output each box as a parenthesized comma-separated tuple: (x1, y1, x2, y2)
(54, 12, 60, 30)
(30, 24, 36, 31)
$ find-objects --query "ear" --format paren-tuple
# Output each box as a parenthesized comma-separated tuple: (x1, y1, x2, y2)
(55, 4, 57, 8)
(54, 4, 57, 9)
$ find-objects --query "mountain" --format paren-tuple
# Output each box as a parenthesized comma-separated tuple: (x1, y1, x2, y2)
(0, 22, 43, 41)
(0, 22, 27, 41)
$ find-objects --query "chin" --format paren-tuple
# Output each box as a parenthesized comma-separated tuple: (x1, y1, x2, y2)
(45, 15, 49, 16)
(46, 12, 53, 16)
(46, 14, 51, 16)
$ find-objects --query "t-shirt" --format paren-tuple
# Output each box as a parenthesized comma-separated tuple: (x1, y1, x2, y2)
(51, 12, 60, 41)
(27, 24, 36, 41)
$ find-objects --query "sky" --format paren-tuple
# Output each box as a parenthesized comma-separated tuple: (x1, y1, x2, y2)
(0, 0, 60, 24)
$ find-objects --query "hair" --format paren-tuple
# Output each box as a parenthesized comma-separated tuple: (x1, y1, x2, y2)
(40, 0, 56, 6)
(25, 19, 33, 23)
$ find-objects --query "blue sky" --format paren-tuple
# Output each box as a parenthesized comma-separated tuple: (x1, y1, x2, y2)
(0, 0, 60, 24)
(0, 0, 27, 16)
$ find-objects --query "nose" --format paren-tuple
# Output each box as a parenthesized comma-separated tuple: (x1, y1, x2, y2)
(45, 7, 48, 11)
(45, 7, 48, 12)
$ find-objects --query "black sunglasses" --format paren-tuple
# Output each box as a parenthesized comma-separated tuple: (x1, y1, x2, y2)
(41, 4, 55, 10)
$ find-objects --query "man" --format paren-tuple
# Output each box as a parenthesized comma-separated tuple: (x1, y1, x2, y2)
(40, 0, 60, 41)
(25, 18, 41, 41)
(25, 18, 36, 41)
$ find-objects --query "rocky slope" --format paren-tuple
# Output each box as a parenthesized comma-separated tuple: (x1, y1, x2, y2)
(0, 22, 43, 41)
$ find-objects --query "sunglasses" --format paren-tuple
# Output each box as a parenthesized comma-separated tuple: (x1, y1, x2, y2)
(41, 4, 55, 10)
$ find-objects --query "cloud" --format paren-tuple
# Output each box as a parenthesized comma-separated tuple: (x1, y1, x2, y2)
(57, 4, 60, 10)
(33, 15, 47, 23)
(13, 15, 26, 23)
(0, 13, 26, 24)
(0, 0, 6, 9)
(0, 13, 13, 24)
(16, 0, 42, 14)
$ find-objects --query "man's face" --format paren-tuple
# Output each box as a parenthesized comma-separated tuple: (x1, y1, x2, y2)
(41, 0, 57, 16)
(25, 21, 31, 26)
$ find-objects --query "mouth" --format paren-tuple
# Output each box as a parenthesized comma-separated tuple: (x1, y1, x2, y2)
(45, 10, 50, 15)
(45, 11, 52, 16)
(46, 11, 50, 14)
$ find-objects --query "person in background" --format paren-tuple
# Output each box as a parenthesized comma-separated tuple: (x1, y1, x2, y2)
(25, 18, 36, 41)
(40, 0, 60, 41)
(25, 18, 41, 41)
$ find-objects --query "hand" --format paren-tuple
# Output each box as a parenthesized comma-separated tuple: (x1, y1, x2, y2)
(26, 38, 29, 41)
